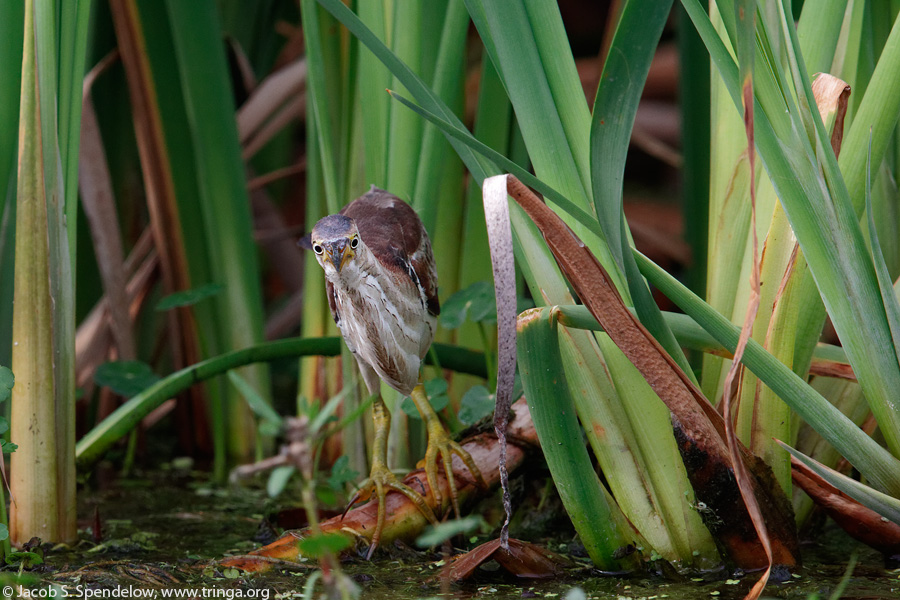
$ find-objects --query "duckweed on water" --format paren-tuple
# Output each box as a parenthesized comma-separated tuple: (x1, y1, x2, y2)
(9, 472, 899, 600)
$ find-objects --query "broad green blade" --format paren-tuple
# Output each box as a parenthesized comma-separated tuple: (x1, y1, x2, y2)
(636, 249, 900, 496)
(10, 0, 80, 545)
(470, 0, 592, 212)
(76, 338, 486, 466)
(522, 0, 593, 197)
(316, 0, 495, 183)
(591, 0, 673, 266)
(356, 2, 391, 186)
(325, 0, 719, 566)
(517, 309, 640, 571)
(779, 441, 900, 525)
(839, 11, 900, 217)
(678, 3, 711, 296)
(384, 1, 424, 201)
(0, 0, 24, 370)
(468, 0, 630, 301)
(792, 376, 869, 525)
(864, 140, 900, 375)
(411, 0, 468, 234)
(457, 57, 509, 306)
(166, 0, 270, 462)
(300, 0, 343, 213)
(387, 92, 603, 241)
(796, 0, 847, 73)
(685, 0, 900, 459)
(554, 303, 851, 374)
(57, 0, 92, 263)
(0, 2, 24, 197)
(590, 0, 692, 380)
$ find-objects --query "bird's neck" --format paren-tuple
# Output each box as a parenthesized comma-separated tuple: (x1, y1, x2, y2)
(329, 248, 381, 291)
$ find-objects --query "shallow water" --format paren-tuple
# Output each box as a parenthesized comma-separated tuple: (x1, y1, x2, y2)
(16, 469, 900, 600)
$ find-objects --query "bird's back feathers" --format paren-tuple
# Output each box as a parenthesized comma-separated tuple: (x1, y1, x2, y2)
(340, 188, 440, 317)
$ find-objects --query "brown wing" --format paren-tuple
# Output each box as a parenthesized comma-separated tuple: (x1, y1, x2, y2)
(341, 187, 440, 316)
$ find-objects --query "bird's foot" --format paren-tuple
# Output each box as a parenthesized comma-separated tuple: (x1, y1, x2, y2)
(410, 384, 488, 519)
(420, 417, 489, 519)
(344, 460, 439, 559)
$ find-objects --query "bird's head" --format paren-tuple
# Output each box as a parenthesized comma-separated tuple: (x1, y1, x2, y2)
(309, 214, 363, 278)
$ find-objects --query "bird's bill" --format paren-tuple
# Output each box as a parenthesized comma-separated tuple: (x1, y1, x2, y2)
(326, 239, 354, 272)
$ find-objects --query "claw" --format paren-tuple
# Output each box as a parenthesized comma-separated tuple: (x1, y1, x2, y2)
(411, 384, 489, 518)
(347, 467, 439, 559)
(350, 396, 439, 558)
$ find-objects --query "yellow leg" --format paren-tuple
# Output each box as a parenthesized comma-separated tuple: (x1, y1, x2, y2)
(410, 383, 488, 519)
(346, 396, 438, 559)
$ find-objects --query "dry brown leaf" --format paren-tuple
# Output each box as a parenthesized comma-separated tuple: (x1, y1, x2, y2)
(444, 538, 569, 581)
(241, 97, 305, 160)
(237, 58, 306, 158)
(75, 231, 157, 392)
(225, 37, 258, 96)
(250, 182, 305, 293)
(80, 51, 136, 363)
(808, 357, 856, 380)
(501, 175, 798, 572)
(812, 73, 851, 158)
(791, 457, 900, 556)
(110, 0, 194, 303)
(236, 58, 305, 142)
(110, 0, 208, 450)
(719, 77, 771, 600)
(247, 161, 306, 191)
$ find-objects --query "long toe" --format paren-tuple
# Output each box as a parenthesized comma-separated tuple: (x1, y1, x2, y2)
(350, 462, 439, 558)
(411, 382, 487, 517)
(423, 424, 488, 517)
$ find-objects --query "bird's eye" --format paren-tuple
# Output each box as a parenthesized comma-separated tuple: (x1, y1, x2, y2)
(350, 236, 359, 249)
(313, 244, 324, 255)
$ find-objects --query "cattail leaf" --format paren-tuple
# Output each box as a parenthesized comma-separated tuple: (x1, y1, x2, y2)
(505, 174, 798, 569)
(517, 307, 639, 571)
(636, 249, 900, 497)
(780, 441, 900, 526)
